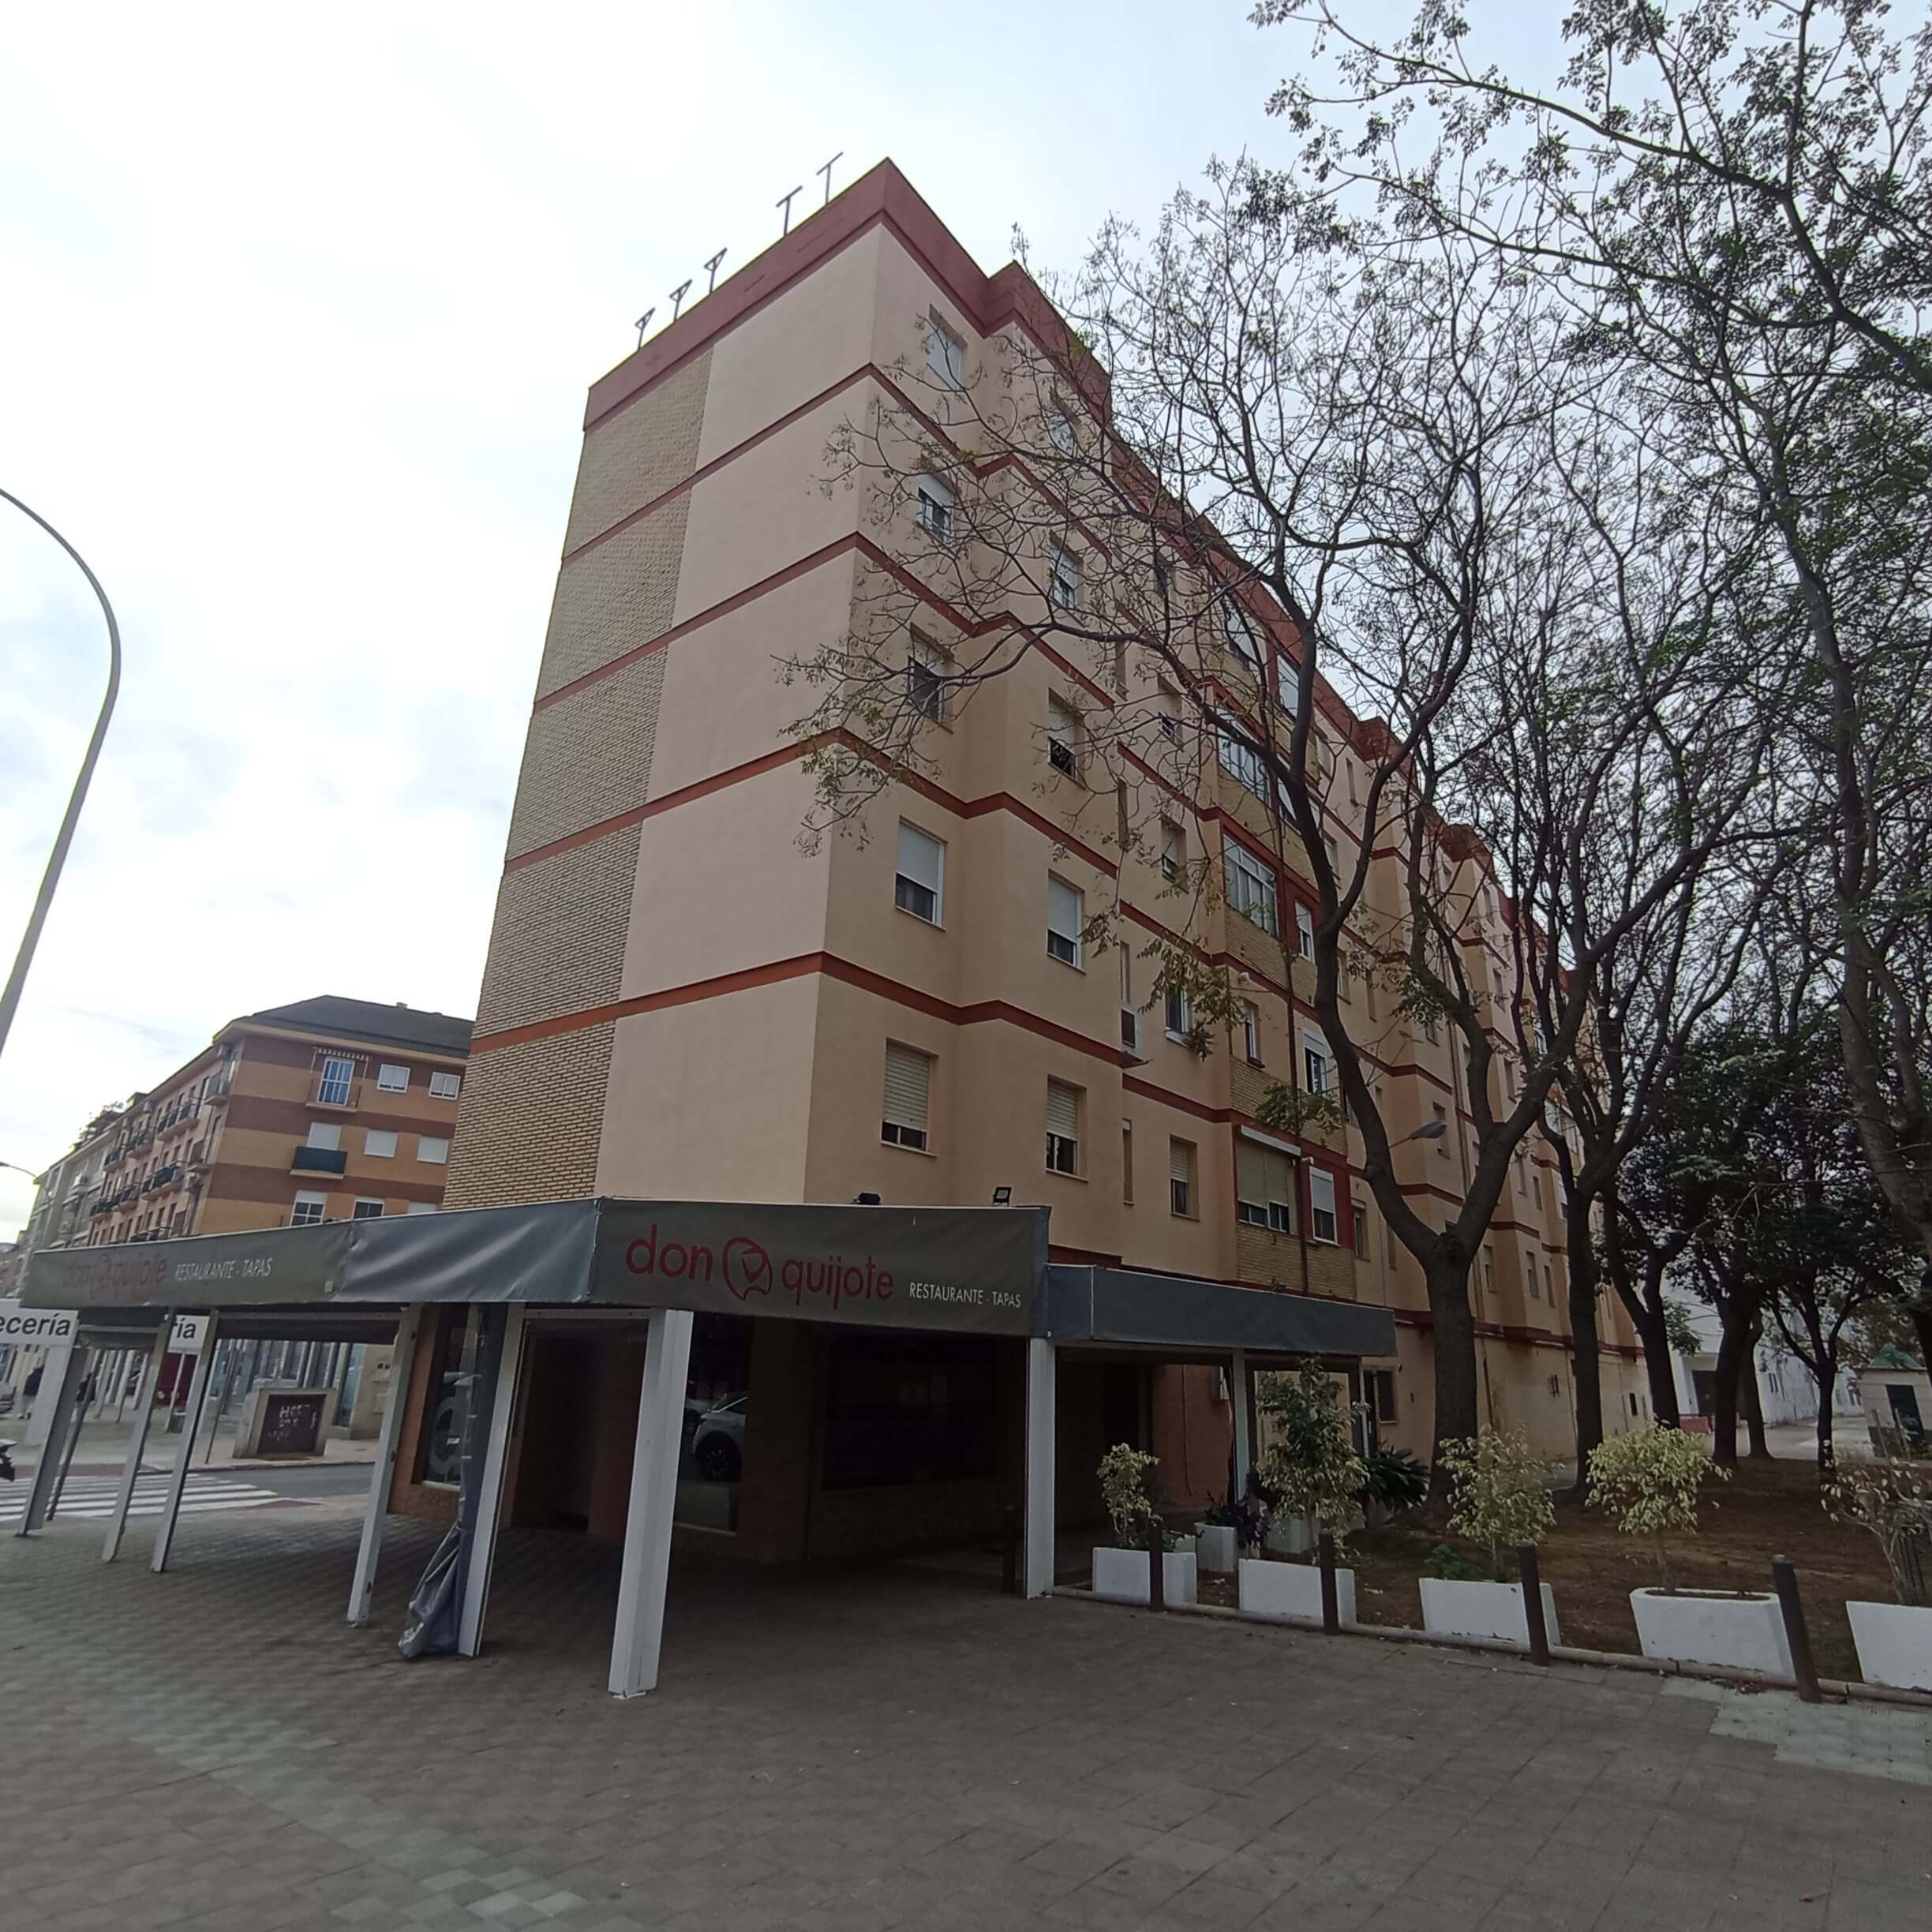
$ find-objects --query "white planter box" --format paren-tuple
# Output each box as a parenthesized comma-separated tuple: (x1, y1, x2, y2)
(1847, 1601, 1932, 1692)
(1238, 1557, 1355, 1626)
(1631, 1589, 1793, 1677)
(1091, 1547, 1197, 1607)
(1264, 1514, 1315, 1556)
(1420, 1576, 1561, 1647)
(1194, 1525, 1237, 1573)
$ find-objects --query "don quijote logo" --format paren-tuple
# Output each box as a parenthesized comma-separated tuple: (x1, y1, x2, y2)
(624, 1222, 895, 1313)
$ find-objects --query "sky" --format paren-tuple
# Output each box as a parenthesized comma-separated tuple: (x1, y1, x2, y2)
(0, 0, 1537, 1236)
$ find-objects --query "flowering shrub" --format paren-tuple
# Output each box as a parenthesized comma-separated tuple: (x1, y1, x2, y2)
(1438, 1431, 1556, 1577)
(1587, 1425, 1726, 1589)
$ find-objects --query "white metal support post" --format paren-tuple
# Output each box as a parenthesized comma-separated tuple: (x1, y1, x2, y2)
(455, 1305, 527, 1657)
(103, 1320, 174, 1563)
(1230, 1348, 1252, 1498)
(17, 1342, 91, 1535)
(1024, 1337, 1056, 1597)
(151, 1313, 219, 1573)
(346, 1305, 421, 1625)
(608, 1308, 694, 1698)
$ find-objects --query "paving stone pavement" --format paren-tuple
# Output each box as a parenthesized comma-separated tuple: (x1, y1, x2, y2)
(2, 1499, 1930, 1931)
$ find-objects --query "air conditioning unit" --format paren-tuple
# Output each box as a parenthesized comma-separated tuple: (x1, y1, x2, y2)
(1121, 1008, 1146, 1061)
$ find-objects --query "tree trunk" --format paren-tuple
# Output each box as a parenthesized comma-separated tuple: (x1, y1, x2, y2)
(1628, 1268, 1682, 1428)
(1709, 1282, 1759, 1471)
(1741, 1313, 1772, 1458)
(1914, 1290, 1932, 1378)
(1425, 1257, 1481, 1515)
(1815, 1388, 1835, 1470)
(1566, 1212, 1604, 1498)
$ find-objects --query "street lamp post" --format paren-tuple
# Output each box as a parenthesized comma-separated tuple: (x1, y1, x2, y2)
(0, 488, 121, 1073)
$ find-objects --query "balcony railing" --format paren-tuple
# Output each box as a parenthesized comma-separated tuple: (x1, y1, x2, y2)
(290, 1145, 349, 1177)
(308, 1073, 362, 1110)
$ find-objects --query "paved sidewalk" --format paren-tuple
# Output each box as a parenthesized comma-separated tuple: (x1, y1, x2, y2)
(9, 1417, 376, 1477)
(2, 1506, 1929, 1930)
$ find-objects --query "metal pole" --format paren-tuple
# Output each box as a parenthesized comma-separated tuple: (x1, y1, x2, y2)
(1146, 1509, 1165, 1612)
(103, 1321, 173, 1563)
(152, 1313, 219, 1573)
(17, 1342, 90, 1535)
(1771, 1555, 1822, 1703)
(1518, 1542, 1551, 1665)
(1318, 1530, 1340, 1634)
(0, 488, 122, 1070)
(347, 1307, 421, 1626)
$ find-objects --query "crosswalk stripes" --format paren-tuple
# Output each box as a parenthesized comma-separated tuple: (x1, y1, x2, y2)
(0, 1470, 288, 1526)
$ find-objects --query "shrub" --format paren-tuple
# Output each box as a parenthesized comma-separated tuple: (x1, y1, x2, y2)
(1098, 1443, 1177, 1551)
(1253, 1365, 1367, 1554)
(1586, 1424, 1726, 1590)
(1358, 1446, 1429, 1515)
(1438, 1431, 1556, 1578)
(1824, 1457, 1932, 1608)
(1423, 1541, 1484, 1582)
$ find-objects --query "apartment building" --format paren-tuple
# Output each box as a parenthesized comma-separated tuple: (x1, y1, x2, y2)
(436, 160, 1644, 1511)
(62, 996, 471, 1245)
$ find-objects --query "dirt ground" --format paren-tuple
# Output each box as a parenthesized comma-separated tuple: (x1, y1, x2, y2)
(1185, 1458, 1897, 1681)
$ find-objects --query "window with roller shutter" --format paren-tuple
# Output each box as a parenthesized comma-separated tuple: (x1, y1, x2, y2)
(1236, 1138, 1294, 1231)
(882, 1043, 932, 1151)
(1045, 1080, 1081, 1174)
(1169, 1137, 1196, 1217)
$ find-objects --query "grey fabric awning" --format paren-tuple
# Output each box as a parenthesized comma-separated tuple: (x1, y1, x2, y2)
(1045, 1265, 1396, 1358)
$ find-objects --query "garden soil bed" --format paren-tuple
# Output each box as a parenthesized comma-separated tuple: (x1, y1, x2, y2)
(1174, 1459, 1894, 1682)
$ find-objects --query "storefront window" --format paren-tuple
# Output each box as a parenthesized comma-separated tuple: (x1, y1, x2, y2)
(822, 1333, 1000, 1488)
(675, 1314, 752, 1533)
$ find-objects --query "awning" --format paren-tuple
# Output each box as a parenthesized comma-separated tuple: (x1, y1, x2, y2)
(1045, 1265, 1395, 1358)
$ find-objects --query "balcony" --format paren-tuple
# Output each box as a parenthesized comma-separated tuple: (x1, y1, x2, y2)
(103, 1147, 124, 1168)
(290, 1145, 348, 1177)
(308, 1073, 362, 1111)
(144, 1163, 181, 1193)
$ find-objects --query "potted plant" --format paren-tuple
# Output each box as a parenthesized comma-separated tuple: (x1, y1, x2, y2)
(1091, 1444, 1196, 1606)
(1587, 1425, 1784, 1674)
(1425, 1432, 1561, 1646)
(1826, 1457, 1932, 1690)
(1239, 1365, 1365, 1625)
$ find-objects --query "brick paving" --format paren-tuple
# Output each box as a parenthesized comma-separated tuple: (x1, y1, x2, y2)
(2, 1498, 1929, 1930)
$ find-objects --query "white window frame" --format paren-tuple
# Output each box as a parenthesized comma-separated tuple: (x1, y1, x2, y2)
(916, 471, 957, 545)
(1159, 818, 1184, 883)
(1169, 1138, 1196, 1218)
(895, 822, 945, 926)
(1216, 719, 1267, 796)
(1235, 1134, 1295, 1233)
(352, 1199, 385, 1220)
(1225, 841, 1278, 934)
(376, 1063, 409, 1093)
(1049, 545, 1081, 612)
(1046, 874, 1084, 968)
(1223, 597, 1261, 665)
(305, 1121, 343, 1151)
(316, 1055, 355, 1107)
(364, 1129, 398, 1159)
(1045, 1080, 1082, 1176)
(908, 634, 950, 724)
(1295, 901, 1316, 960)
(1047, 695, 1080, 778)
(429, 1070, 462, 1101)
(1241, 1002, 1262, 1066)
(1164, 981, 1191, 1040)
(1352, 1198, 1369, 1260)
(1309, 1166, 1339, 1245)
(1302, 1029, 1329, 1096)
(289, 1191, 328, 1227)
(417, 1136, 451, 1165)
(1276, 656, 1300, 714)
(882, 1043, 934, 1151)
(926, 309, 965, 388)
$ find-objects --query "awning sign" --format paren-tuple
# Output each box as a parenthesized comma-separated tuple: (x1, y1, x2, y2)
(0, 1299, 77, 1346)
(170, 1315, 209, 1354)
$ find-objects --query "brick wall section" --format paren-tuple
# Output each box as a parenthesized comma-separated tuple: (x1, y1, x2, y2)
(537, 493, 694, 699)
(1233, 1222, 1360, 1299)
(505, 650, 668, 860)
(441, 1022, 616, 1208)
(562, 349, 712, 553)
(474, 825, 642, 1035)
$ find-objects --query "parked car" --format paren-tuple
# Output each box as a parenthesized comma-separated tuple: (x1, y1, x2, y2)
(691, 1395, 747, 1482)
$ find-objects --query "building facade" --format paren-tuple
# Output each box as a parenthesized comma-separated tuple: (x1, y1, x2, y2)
(437, 161, 1646, 1519)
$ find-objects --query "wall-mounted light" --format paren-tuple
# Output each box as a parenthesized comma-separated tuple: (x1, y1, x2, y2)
(992, 1186, 1013, 1206)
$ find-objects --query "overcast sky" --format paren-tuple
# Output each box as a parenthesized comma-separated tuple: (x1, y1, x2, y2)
(1, 0, 1544, 1235)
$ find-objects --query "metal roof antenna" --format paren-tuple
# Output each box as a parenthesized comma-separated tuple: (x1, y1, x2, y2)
(704, 249, 728, 295)
(777, 184, 803, 235)
(668, 279, 693, 323)
(633, 307, 655, 349)
(817, 152, 843, 207)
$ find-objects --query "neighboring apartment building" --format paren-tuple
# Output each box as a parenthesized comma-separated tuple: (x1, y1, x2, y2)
(439, 160, 1646, 1490)
(61, 997, 472, 1245)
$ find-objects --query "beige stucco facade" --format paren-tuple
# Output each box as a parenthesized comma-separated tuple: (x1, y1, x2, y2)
(444, 159, 1650, 1471)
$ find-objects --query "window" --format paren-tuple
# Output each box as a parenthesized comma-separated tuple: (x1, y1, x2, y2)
(1323, 832, 1340, 874)
(908, 634, 949, 723)
(1309, 1166, 1339, 1244)
(1217, 721, 1267, 796)
(1526, 1257, 1540, 1301)
(882, 1043, 933, 1151)
(1433, 1103, 1449, 1153)
(429, 1071, 461, 1101)
(1302, 1029, 1329, 1096)
(1225, 841, 1278, 934)
(1629, 1391, 1641, 1417)
(1241, 1002, 1262, 1065)
(1169, 1138, 1196, 1217)
(289, 1192, 327, 1226)
(1236, 1139, 1294, 1232)
(1164, 981, 1190, 1039)
(1368, 1369, 1398, 1425)
(824, 1331, 999, 1488)
(895, 822, 945, 924)
(1156, 687, 1181, 743)
(1544, 1264, 1556, 1304)
(364, 1129, 398, 1159)
(1515, 1149, 1528, 1195)
(1276, 656, 1300, 714)
(1046, 1080, 1082, 1174)
(306, 1121, 343, 1151)
(1352, 1199, 1370, 1260)
(352, 1199, 385, 1219)
(1050, 545, 1082, 612)
(1223, 597, 1261, 665)
(925, 309, 965, 388)
(1121, 1119, 1134, 1204)
(417, 1136, 450, 1164)
(1047, 695, 1080, 777)
(1048, 401, 1080, 458)
(316, 1055, 355, 1106)
(1295, 901, 1316, 960)
(1159, 818, 1184, 883)
(1483, 1246, 1496, 1297)
(916, 472, 956, 545)
(1046, 875, 1084, 968)
(376, 1063, 409, 1093)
